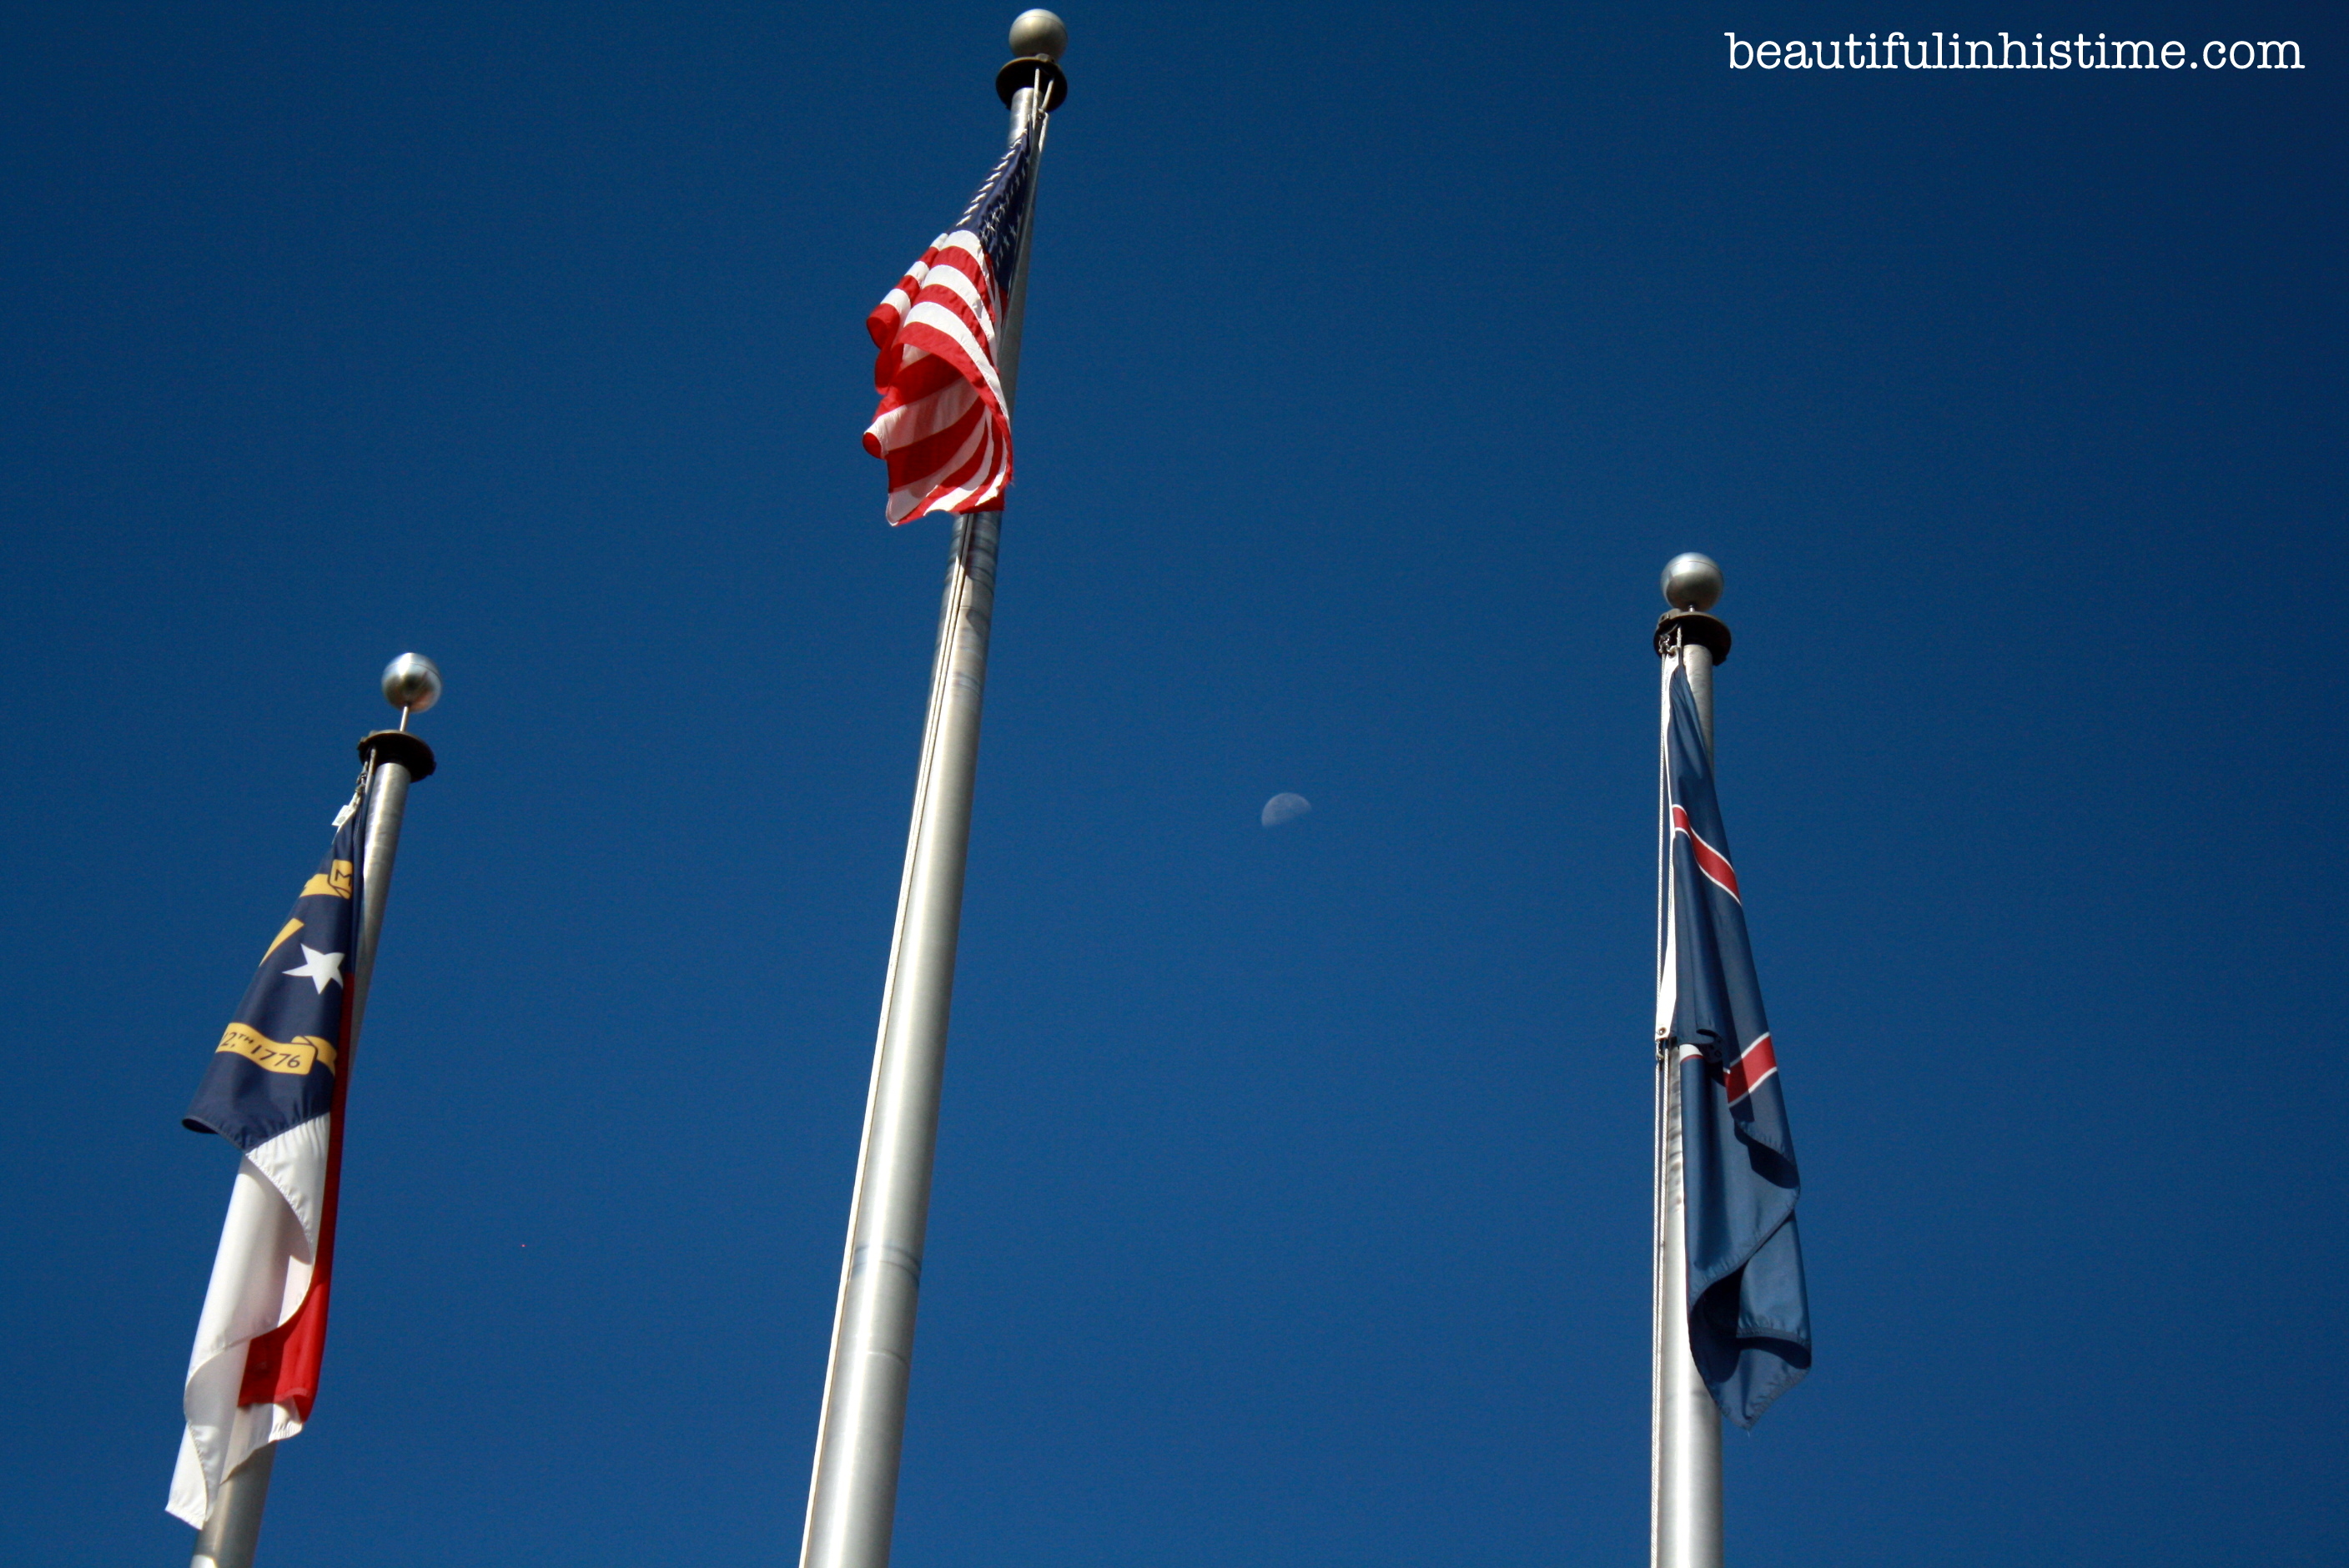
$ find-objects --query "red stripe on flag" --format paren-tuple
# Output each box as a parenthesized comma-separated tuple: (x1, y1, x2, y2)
(878, 400, 985, 485)
(236, 1003, 354, 1420)
(235, 1268, 331, 1419)
(1670, 804, 1740, 900)
(1720, 1033, 1777, 1103)
(876, 349, 967, 406)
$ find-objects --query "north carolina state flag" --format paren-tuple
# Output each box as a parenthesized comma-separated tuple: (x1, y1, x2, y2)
(169, 802, 362, 1527)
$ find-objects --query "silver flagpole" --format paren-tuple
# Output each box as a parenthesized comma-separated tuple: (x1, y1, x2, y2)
(188, 1443, 273, 1568)
(797, 15, 1066, 1568)
(1651, 557, 1728, 1568)
(189, 656, 442, 1568)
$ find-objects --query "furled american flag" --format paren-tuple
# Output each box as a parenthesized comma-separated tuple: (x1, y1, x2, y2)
(863, 124, 1039, 523)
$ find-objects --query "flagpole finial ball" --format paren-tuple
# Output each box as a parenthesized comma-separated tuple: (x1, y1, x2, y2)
(1008, 8, 1067, 60)
(380, 653, 443, 716)
(1661, 553, 1723, 612)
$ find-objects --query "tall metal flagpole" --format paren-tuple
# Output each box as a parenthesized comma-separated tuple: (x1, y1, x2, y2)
(189, 655, 443, 1568)
(798, 15, 1066, 1568)
(1651, 555, 1728, 1568)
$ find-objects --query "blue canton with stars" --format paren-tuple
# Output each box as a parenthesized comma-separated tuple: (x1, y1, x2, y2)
(183, 807, 364, 1153)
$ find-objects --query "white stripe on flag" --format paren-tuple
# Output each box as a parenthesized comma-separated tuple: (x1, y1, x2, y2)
(900, 301, 1008, 406)
(166, 1118, 326, 1528)
(868, 374, 978, 449)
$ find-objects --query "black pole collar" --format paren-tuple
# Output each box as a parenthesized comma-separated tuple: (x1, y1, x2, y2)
(1653, 610, 1731, 664)
(995, 56, 1069, 110)
(359, 730, 437, 781)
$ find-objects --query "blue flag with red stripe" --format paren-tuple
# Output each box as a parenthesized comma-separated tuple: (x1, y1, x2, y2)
(1660, 666, 1810, 1425)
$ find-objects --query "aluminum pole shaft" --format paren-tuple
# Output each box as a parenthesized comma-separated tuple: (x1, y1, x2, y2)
(1652, 637, 1723, 1568)
(190, 739, 425, 1568)
(799, 78, 1050, 1568)
(188, 1442, 272, 1568)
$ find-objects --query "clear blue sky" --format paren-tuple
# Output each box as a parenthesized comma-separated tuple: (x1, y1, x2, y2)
(2, 3, 2342, 1563)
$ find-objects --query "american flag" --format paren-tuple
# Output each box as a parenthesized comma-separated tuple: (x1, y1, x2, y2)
(863, 125, 1039, 524)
